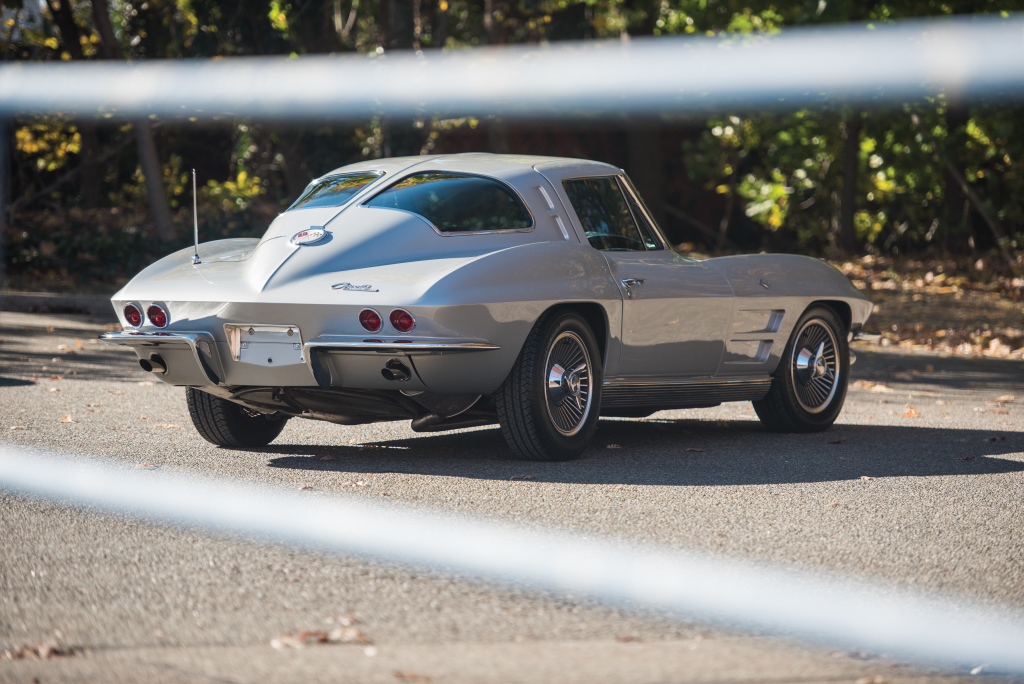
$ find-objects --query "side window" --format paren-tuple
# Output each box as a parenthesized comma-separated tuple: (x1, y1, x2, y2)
(365, 172, 533, 233)
(288, 171, 384, 211)
(562, 177, 647, 252)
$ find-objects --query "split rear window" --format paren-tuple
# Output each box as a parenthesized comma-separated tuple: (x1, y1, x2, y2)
(365, 172, 533, 233)
(289, 171, 384, 210)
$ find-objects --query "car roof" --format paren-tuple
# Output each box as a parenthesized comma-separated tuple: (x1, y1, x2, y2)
(318, 153, 620, 183)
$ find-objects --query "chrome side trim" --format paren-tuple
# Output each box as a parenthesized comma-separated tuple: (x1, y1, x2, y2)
(602, 376, 772, 408)
(99, 331, 222, 385)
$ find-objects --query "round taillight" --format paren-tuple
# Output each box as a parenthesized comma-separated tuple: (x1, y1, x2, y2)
(359, 309, 382, 333)
(147, 304, 168, 328)
(390, 309, 415, 333)
(123, 304, 143, 328)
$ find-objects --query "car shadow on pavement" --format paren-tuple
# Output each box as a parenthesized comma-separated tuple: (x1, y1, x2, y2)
(852, 348, 1024, 392)
(264, 419, 1024, 486)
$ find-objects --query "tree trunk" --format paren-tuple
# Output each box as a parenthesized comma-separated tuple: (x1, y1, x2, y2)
(90, 0, 175, 241)
(79, 121, 99, 207)
(135, 121, 176, 242)
(716, 162, 738, 252)
(276, 127, 309, 202)
(839, 112, 861, 253)
(46, 0, 85, 59)
(626, 123, 665, 230)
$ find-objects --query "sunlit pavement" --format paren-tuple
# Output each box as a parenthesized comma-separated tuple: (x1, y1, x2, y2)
(2, 311, 1022, 684)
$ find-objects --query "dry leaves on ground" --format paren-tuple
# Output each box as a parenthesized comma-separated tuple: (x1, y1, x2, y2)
(134, 462, 159, 470)
(393, 672, 433, 682)
(826, 501, 840, 507)
(48, 375, 63, 380)
(270, 627, 369, 650)
(860, 475, 878, 481)
(902, 405, 921, 418)
(58, 414, 75, 423)
(9, 426, 28, 431)
(49, 387, 60, 392)
(341, 480, 369, 487)
(300, 486, 314, 491)
(154, 424, 180, 428)
(3, 643, 79, 660)
(851, 380, 895, 393)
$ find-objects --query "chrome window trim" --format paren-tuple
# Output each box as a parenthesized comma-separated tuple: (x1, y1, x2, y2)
(361, 170, 536, 236)
(286, 170, 387, 212)
(616, 174, 671, 250)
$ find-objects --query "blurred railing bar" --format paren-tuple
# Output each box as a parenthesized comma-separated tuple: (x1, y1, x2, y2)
(0, 15, 1023, 121)
(1, 447, 1023, 674)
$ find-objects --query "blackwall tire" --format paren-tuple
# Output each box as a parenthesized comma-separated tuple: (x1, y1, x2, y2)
(753, 306, 849, 433)
(495, 311, 603, 461)
(186, 387, 290, 448)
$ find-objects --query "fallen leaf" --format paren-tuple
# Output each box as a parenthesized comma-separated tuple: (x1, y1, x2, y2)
(138, 415, 149, 420)
(138, 381, 156, 386)
(686, 447, 705, 452)
(871, 384, 895, 393)
(901, 405, 920, 418)
(994, 395, 1015, 403)
(935, 400, 952, 405)
(108, 391, 123, 395)
(826, 437, 847, 444)
(270, 627, 369, 650)
(314, 455, 337, 461)
(75, 338, 83, 349)
(851, 380, 875, 390)
(9, 426, 28, 431)
(860, 475, 877, 481)
(924, 364, 935, 373)
(341, 480, 368, 487)
(49, 387, 60, 392)
(329, 626, 369, 644)
(154, 424, 181, 428)
(606, 444, 622, 449)
(909, 391, 941, 397)
(826, 501, 840, 507)
(48, 375, 64, 381)
(134, 462, 159, 469)
(892, 371, 913, 381)
(300, 486, 314, 491)
(359, 444, 380, 451)
(510, 474, 536, 481)
(991, 410, 1011, 415)
(58, 415, 75, 423)
(3, 643, 78, 660)
(393, 672, 432, 682)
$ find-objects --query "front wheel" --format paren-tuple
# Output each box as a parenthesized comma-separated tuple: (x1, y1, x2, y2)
(186, 387, 290, 448)
(495, 311, 603, 461)
(753, 306, 849, 433)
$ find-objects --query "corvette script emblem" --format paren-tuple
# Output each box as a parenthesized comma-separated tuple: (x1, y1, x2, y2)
(332, 282, 379, 292)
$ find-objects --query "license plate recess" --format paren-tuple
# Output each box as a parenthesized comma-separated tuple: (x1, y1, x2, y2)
(225, 324, 304, 367)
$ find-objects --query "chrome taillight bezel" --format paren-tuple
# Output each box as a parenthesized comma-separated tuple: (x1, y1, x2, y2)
(358, 308, 383, 333)
(123, 302, 144, 328)
(146, 304, 169, 328)
(389, 309, 416, 333)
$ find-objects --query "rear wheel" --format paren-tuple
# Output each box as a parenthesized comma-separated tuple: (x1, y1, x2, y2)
(186, 387, 290, 448)
(495, 312, 602, 461)
(753, 306, 849, 433)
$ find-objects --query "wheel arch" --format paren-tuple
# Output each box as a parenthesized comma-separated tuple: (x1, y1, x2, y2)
(809, 299, 852, 334)
(539, 302, 609, 369)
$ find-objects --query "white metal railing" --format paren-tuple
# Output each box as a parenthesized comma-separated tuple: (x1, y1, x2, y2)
(1, 446, 1022, 673)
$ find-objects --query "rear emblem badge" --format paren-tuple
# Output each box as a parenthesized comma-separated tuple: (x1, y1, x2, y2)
(759, 278, 771, 289)
(290, 227, 328, 245)
(332, 282, 379, 292)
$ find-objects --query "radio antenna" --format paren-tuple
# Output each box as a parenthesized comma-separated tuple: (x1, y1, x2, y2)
(191, 169, 201, 265)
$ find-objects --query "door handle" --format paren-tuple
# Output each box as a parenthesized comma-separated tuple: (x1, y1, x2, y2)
(620, 278, 645, 299)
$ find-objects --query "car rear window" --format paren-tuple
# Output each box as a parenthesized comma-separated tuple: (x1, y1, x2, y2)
(365, 172, 533, 233)
(289, 171, 384, 210)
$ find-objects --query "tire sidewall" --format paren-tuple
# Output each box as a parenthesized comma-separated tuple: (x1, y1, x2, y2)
(530, 313, 603, 458)
(777, 306, 849, 430)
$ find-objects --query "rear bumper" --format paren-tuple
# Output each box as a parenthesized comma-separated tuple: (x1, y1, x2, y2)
(101, 331, 502, 391)
(100, 331, 224, 385)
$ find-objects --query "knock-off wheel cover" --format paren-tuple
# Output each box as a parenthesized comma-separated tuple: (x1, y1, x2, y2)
(544, 331, 592, 436)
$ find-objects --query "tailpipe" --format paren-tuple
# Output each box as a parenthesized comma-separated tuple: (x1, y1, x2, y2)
(139, 354, 168, 374)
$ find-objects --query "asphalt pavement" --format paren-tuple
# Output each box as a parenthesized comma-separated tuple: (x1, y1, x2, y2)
(1, 311, 1022, 684)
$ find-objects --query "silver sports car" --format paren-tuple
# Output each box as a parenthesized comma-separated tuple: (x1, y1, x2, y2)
(102, 153, 872, 461)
